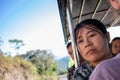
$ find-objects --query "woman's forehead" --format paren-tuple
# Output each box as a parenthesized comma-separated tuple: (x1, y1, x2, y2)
(113, 40, 120, 43)
(82, 24, 98, 30)
(76, 25, 101, 35)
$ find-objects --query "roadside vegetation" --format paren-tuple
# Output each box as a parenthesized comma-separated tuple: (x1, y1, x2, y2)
(0, 38, 59, 80)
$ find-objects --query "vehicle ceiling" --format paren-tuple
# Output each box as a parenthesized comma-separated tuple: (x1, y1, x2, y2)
(57, 0, 120, 43)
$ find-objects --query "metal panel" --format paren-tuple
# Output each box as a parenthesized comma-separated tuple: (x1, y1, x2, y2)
(57, 0, 120, 43)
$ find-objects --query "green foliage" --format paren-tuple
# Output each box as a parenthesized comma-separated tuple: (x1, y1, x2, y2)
(0, 37, 3, 47)
(17, 49, 58, 79)
(24, 49, 58, 75)
(0, 54, 41, 80)
(8, 39, 25, 50)
(58, 70, 68, 75)
(1, 38, 59, 79)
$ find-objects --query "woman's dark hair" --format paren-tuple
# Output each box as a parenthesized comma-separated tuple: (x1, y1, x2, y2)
(74, 19, 107, 44)
(111, 37, 120, 43)
(111, 37, 120, 46)
(66, 41, 71, 48)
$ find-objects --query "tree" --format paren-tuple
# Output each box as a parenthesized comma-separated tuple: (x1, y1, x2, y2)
(0, 37, 3, 47)
(0, 37, 4, 55)
(23, 49, 57, 75)
(8, 39, 25, 50)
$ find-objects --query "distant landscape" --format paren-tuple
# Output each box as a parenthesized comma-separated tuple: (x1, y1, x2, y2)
(56, 56, 69, 74)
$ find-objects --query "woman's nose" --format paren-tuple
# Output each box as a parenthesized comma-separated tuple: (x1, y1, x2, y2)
(85, 39, 92, 48)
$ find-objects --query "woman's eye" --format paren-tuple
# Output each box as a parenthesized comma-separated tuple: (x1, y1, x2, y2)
(90, 34, 96, 37)
(78, 40, 83, 44)
(113, 45, 118, 48)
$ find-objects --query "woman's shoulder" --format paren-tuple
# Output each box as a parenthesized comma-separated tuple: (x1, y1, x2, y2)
(90, 56, 120, 80)
(93, 56, 120, 73)
(72, 61, 94, 80)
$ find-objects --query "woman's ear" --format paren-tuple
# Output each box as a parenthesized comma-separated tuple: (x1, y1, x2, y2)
(105, 32, 110, 42)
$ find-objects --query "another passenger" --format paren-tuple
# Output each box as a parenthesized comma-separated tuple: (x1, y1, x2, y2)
(109, 0, 120, 10)
(66, 41, 75, 80)
(111, 37, 120, 57)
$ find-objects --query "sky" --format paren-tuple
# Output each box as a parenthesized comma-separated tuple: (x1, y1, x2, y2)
(107, 26, 120, 42)
(0, 0, 68, 59)
(0, 0, 120, 59)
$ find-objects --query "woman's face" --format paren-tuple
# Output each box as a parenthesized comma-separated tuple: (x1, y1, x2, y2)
(112, 39, 120, 54)
(76, 25, 109, 65)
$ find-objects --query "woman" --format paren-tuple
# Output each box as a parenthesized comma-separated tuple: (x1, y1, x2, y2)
(73, 19, 112, 80)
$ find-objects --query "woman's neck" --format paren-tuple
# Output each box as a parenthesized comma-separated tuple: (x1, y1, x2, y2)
(91, 51, 112, 67)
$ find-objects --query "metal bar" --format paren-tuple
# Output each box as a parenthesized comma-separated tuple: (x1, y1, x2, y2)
(66, 0, 78, 68)
(72, 9, 109, 19)
(69, 0, 73, 12)
(57, 0, 68, 43)
(78, 0, 85, 22)
(101, 7, 112, 21)
(110, 15, 120, 27)
(91, 0, 102, 19)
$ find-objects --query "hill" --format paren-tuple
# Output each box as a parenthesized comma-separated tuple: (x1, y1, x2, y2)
(56, 56, 69, 73)
(0, 54, 40, 80)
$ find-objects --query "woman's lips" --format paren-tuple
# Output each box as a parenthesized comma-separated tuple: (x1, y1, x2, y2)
(86, 49, 95, 55)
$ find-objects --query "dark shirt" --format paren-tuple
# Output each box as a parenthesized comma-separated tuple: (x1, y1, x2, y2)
(72, 61, 94, 80)
(67, 65, 75, 80)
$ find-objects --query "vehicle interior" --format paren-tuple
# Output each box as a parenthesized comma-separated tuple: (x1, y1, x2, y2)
(57, 0, 120, 43)
(57, 0, 120, 67)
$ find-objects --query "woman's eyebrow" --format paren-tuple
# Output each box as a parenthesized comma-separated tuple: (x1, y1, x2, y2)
(77, 35, 82, 40)
(87, 28, 101, 35)
(77, 30, 94, 39)
(86, 30, 94, 35)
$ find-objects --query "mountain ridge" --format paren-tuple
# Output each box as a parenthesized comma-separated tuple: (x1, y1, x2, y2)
(56, 56, 69, 72)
